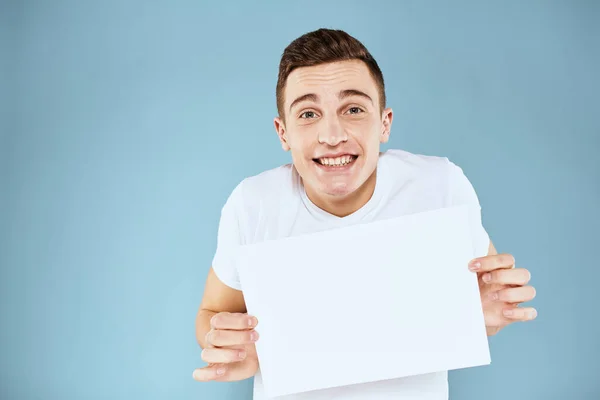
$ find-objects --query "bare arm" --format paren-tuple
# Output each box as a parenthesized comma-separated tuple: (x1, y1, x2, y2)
(193, 268, 260, 382)
(195, 267, 247, 349)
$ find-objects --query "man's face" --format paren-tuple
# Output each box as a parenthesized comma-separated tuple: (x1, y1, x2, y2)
(274, 59, 393, 199)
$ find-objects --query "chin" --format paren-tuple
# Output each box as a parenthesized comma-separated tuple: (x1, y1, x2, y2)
(320, 181, 358, 197)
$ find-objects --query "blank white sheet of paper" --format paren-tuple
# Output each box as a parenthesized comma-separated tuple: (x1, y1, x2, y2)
(235, 205, 491, 398)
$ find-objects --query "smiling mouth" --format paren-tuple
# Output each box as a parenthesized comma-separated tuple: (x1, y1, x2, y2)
(313, 155, 358, 167)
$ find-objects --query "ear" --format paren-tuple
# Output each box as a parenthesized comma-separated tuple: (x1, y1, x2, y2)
(380, 107, 393, 144)
(274, 116, 290, 151)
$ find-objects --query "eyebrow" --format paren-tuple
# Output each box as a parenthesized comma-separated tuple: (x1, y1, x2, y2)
(288, 89, 373, 113)
(289, 93, 319, 113)
(338, 89, 373, 104)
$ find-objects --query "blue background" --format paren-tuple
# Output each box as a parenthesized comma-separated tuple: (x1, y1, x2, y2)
(1, 1, 599, 399)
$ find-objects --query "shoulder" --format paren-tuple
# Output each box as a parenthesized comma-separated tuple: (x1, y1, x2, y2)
(380, 148, 478, 200)
(221, 163, 297, 217)
(231, 163, 295, 203)
(242, 163, 295, 193)
(380, 148, 461, 179)
(218, 163, 299, 244)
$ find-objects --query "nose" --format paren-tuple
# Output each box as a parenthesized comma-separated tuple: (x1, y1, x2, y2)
(318, 116, 347, 146)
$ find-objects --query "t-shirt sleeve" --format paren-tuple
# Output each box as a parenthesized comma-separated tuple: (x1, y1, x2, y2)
(211, 183, 244, 291)
(447, 160, 491, 258)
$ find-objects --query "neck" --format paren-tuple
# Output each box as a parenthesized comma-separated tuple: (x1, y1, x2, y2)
(304, 169, 378, 218)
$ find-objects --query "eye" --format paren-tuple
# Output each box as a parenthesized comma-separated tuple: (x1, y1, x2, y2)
(346, 107, 364, 115)
(300, 111, 318, 119)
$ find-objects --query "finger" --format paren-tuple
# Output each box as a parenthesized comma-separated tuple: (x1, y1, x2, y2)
(201, 348, 247, 364)
(211, 312, 258, 330)
(206, 329, 259, 347)
(192, 364, 228, 382)
(494, 286, 536, 303)
(503, 307, 538, 321)
(469, 253, 515, 272)
(481, 268, 531, 285)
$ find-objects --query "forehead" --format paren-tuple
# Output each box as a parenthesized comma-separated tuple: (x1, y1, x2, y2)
(284, 60, 378, 106)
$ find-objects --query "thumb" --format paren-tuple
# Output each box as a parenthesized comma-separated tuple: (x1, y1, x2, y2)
(192, 363, 227, 382)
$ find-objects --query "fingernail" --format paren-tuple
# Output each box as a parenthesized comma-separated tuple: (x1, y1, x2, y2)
(530, 309, 538, 319)
(469, 261, 481, 271)
(250, 331, 259, 342)
(482, 273, 492, 283)
(216, 367, 226, 376)
(503, 309, 513, 317)
(238, 350, 247, 359)
(248, 316, 256, 328)
(192, 370, 199, 380)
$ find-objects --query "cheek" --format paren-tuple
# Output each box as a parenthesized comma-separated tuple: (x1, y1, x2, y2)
(288, 129, 316, 158)
(346, 119, 381, 146)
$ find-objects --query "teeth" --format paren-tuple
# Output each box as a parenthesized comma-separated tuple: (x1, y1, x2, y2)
(318, 155, 355, 166)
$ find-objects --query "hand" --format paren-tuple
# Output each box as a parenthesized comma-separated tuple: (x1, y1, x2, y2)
(192, 312, 260, 382)
(469, 254, 537, 336)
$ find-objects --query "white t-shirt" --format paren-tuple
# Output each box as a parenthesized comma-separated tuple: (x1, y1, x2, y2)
(211, 149, 490, 400)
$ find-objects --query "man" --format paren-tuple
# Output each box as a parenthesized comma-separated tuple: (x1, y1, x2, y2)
(193, 28, 537, 399)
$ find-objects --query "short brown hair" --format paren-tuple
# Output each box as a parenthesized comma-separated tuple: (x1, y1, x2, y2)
(276, 28, 386, 119)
